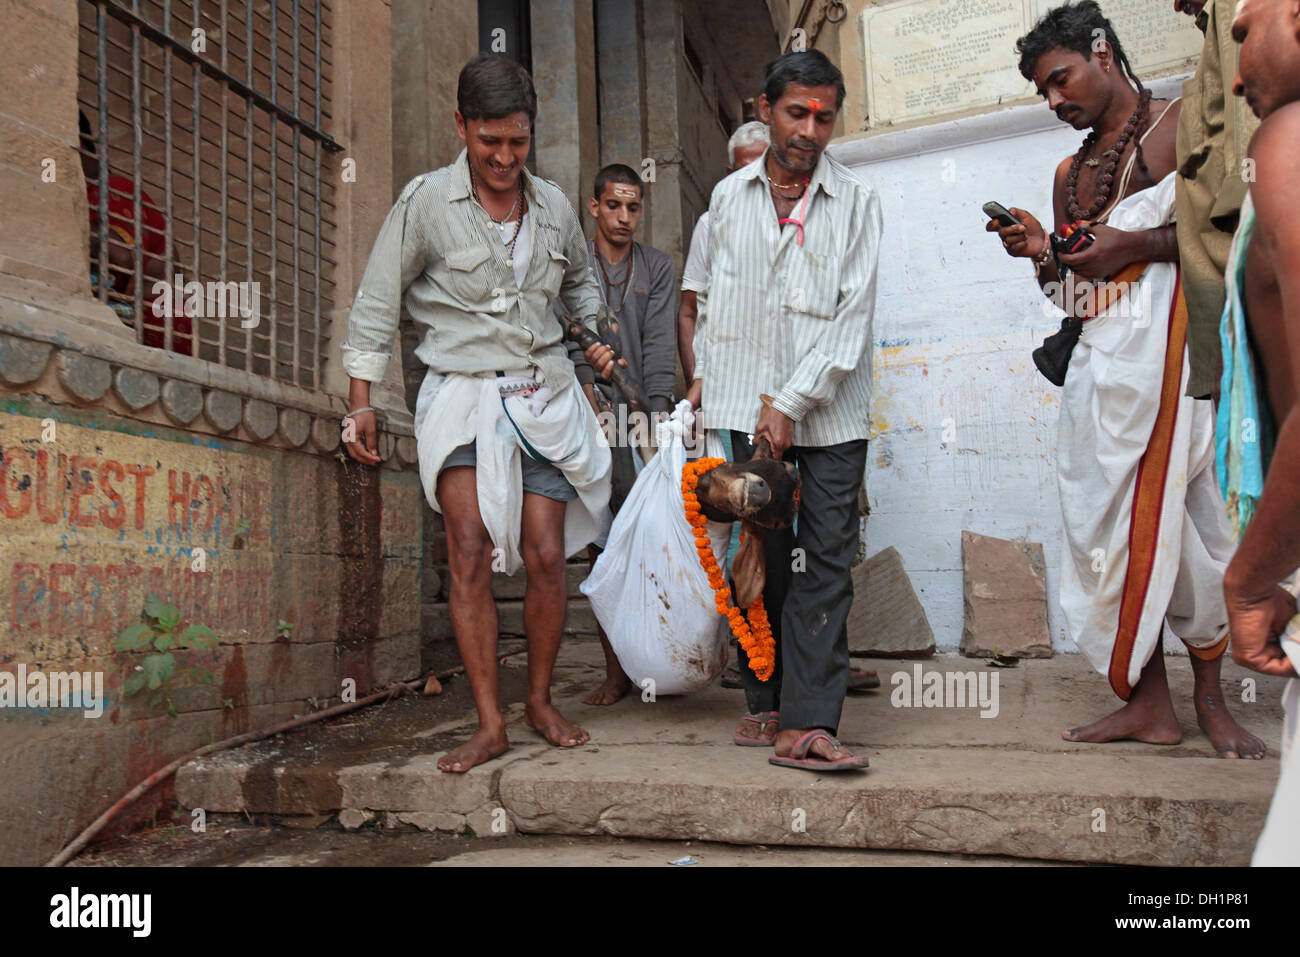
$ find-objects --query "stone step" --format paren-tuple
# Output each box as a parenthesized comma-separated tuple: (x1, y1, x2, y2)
(174, 652, 1288, 866)
(175, 734, 1273, 866)
(421, 598, 600, 640)
(424, 564, 591, 602)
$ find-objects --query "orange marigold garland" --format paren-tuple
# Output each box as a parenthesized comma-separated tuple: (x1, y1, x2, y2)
(682, 458, 776, 682)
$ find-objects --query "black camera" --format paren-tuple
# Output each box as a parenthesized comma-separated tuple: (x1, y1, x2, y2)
(1051, 223, 1095, 257)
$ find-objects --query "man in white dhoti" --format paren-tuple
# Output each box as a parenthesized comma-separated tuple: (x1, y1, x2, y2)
(1215, 0, 1300, 864)
(341, 55, 612, 773)
(988, 2, 1263, 757)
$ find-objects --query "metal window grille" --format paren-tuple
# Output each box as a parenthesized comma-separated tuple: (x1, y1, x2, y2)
(76, 0, 342, 389)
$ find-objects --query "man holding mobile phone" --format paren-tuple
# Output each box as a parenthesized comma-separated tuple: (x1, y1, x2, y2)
(986, 2, 1261, 759)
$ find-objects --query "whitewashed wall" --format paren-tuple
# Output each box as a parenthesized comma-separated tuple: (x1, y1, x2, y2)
(829, 77, 1185, 653)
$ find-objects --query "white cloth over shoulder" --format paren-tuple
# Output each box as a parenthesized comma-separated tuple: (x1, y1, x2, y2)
(580, 401, 732, 694)
(413, 366, 611, 576)
(1057, 171, 1236, 694)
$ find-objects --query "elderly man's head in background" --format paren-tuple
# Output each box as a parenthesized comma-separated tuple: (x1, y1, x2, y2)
(726, 120, 769, 173)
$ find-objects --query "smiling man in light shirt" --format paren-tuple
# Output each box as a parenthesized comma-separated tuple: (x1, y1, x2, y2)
(689, 50, 882, 771)
(341, 55, 614, 774)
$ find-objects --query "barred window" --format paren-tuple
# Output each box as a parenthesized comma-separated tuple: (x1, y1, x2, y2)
(76, 0, 342, 389)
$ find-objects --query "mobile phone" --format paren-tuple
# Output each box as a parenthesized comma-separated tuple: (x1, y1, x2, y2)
(982, 201, 1022, 228)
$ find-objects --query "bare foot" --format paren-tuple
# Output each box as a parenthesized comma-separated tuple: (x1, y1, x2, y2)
(1195, 690, 1266, 759)
(437, 725, 509, 773)
(733, 711, 779, 746)
(1062, 698, 1183, 745)
(581, 672, 631, 706)
(524, 701, 590, 747)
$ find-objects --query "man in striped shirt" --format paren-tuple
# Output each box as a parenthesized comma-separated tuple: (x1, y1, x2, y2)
(688, 50, 882, 771)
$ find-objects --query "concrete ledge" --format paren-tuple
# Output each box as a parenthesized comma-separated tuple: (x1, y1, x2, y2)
(0, 278, 416, 464)
(498, 744, 1266, 866)
(422, 599, 600, 640)
(172, 652, 1288, 866)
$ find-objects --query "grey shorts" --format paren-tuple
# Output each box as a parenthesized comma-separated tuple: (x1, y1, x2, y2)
(440, 441, 577, 502)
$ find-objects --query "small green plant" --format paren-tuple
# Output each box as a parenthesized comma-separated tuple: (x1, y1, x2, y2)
(115, 594, 219, 717)
(276, 619, 293, 640)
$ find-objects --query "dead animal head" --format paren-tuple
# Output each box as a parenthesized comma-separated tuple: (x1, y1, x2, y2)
(694, 457, 800, 529)
(691, 436, 801, 611)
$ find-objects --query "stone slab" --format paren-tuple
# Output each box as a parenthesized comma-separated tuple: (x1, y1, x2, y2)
(278, 407, 311, 447)
(204, 388, 243, 433)
(961, 530, 1052, 659)
(112, 366, 160, 410)
(173, 652, 1288, 866)
(497, 744, 1266, 866)
(55, 350, 111, 403)
(0, 333, 51, 386)
(176, 744, 545, 817)
(848, 546, 936, 657)
(491, 565, 591, 600)
(243, 398, 279, 441)
(311, 414, 340, 452)
(422, 599, 600, 640)
(160, 377, 203, 424)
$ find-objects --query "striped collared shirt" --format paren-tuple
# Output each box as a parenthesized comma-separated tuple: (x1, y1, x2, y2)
(341, 149, 603, 394)
(695, 148, 882, 447)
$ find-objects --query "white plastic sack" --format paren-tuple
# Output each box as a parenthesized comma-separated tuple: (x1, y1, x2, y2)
(580, 401, 732, 694)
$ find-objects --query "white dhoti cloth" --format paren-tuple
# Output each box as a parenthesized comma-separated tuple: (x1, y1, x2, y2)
(1253, 677, 1300, 865)
(1057, 172, 1236, 698)
(412, 367, 611, 576)
(1252, 602, 1300, 866)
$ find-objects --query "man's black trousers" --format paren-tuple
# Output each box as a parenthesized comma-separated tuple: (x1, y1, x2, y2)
(728, 431, 869, 735)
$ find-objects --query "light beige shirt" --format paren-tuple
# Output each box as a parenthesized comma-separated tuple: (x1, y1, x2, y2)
(341, 149, 604, 394)
(695, 149, 882, 447)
